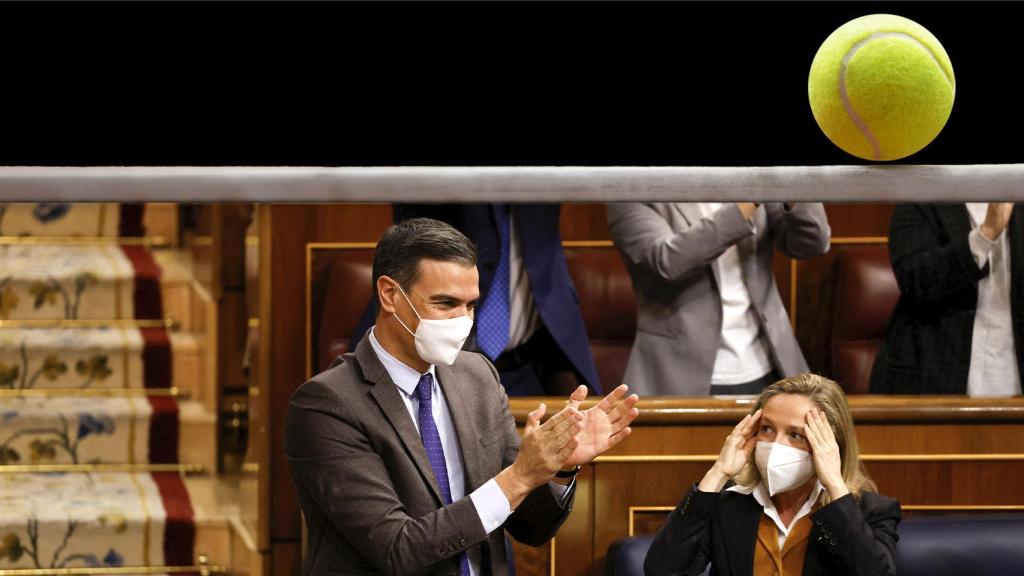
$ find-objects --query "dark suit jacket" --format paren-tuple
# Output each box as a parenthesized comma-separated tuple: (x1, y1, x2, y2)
(285, 338, 575, 576)
(644, 486, 900, 576)
(351, 203, 602, 393)
(870, 203, 1024, 394)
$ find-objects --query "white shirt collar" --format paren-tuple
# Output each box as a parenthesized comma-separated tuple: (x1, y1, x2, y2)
(728, 480, 824, 536)
(368, 326, 436, 396)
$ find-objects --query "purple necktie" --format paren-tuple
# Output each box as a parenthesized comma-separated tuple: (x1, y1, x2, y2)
(415, 373, 471, 576)
(476, 205, 511, 360)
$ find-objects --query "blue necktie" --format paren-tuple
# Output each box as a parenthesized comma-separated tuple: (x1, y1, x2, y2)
(415, 373, 471, 576)
(476, 205, 511, 360)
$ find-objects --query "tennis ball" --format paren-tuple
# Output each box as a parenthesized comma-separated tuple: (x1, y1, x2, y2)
(808, 14, 955, 161)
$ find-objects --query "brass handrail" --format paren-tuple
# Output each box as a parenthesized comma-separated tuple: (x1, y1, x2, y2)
(0, 463, 205, 474)
(0, 561, 226, 575)
(0, 236, 170, 247)
(0, 319, 177, 329)
(0, 387, 184, 398)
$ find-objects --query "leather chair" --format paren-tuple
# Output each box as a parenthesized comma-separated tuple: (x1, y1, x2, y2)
(605, 514, 1024, 576)
(315, 250, 375, 373)
(830, 244, 900, 394)
(563, 248, 637, 392)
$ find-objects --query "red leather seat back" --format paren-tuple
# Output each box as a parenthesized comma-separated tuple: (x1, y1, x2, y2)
(564, 248, 637, 392)
(315, 251, 375, 372)
(831, 244, 900, 394)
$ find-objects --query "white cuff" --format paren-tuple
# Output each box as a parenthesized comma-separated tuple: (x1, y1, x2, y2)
(470, 479, 512, 535)
(969, 228, 996, 269)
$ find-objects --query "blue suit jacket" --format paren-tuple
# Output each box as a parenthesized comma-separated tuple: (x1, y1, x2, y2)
(350, 203, 601, 394)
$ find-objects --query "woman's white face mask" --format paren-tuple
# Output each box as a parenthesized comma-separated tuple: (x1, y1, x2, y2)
(754, 441, 816, 496)
(391, 281, 474, 366)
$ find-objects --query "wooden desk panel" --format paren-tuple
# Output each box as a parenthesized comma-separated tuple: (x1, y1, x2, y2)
(508, 396, 1024, 576)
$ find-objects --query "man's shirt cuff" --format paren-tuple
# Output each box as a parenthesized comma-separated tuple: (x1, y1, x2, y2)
(969, 228, 996, 268)
(470, 479, 513, 534)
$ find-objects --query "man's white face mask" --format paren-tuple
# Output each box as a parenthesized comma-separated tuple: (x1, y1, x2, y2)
(391, 281, 474, 366)
(754, 441, 816, 496)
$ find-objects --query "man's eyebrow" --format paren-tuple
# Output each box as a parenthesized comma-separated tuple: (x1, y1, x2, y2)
(427, 293, 467, 302)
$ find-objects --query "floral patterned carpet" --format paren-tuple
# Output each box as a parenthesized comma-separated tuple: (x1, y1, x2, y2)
(0, 203, 196, 573)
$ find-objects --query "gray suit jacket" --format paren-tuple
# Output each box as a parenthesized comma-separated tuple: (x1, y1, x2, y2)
(607, 203, 830, 395)
(285, 337, 574, 576)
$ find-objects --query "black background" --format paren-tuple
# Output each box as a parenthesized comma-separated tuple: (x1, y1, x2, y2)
(1, 1, 1020, 166)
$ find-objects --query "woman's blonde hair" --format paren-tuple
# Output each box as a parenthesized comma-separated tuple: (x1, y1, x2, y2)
(734, 373, 876, 504)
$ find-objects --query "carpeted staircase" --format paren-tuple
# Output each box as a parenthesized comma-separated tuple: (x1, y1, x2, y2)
(0, 203, 228, 575)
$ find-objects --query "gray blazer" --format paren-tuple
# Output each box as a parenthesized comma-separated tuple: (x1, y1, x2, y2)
(607, 203, 830, 395)
(285, 338, 574, 576)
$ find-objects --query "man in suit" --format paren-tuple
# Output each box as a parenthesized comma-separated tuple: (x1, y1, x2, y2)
(871, 203, 1024, 396)
(351, 204, 601, 397)
(607, 202, 830, 396)
(287, 218, 639, 576)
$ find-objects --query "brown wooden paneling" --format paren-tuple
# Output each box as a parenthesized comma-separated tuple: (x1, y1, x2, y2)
(560, 204, 610, 241)
(261, 205, 316, 549)
(865, 461, 1024, 505)
(510, 541, 551, 576)
(271, 542, 302, 576)
(315, 204, 394, 242)
(631, 510, 672, 537)
(555, 465, 592, 576)
(593, 462, 709, 573)
(824, 203, 895, 238)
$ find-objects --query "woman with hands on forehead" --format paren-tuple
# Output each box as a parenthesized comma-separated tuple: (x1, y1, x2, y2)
(645, 374, 900, 576)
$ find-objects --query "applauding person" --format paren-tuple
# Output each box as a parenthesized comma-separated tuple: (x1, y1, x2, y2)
(286, 218, 639, 576)
(645, 374, 899, 576)
(608, 202, 830, 396)
(872, 202, 1024, 396)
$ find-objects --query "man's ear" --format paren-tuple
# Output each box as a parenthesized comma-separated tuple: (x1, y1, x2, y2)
(377, 276, 398, 315)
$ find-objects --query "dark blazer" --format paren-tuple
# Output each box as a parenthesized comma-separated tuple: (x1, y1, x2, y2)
(644, 486, 900, 576)
(352, 203, 602, 393)
(870, 203, 1024, 394)
(285, 338, 574, 576)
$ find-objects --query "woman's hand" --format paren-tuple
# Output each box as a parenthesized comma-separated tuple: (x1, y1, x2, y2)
(805, 409, 849, 500)
(698, 409, 761, 492)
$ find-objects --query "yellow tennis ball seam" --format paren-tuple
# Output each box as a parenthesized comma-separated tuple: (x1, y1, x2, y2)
(838, 31, 955, 160)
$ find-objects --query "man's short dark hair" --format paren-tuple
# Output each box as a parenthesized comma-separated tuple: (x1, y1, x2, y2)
(372, 218, 478, 304)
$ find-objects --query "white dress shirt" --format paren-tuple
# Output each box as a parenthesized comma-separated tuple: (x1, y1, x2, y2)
(698, 203, 774, 385)
(729, 480, 825, 550)
(965, 204, 1022, 397)
(368, 328, 571, 575)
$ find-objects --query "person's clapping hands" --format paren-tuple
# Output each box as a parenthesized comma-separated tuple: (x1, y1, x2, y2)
(497, 402, 584, 508)
(560, 384, 639, 468)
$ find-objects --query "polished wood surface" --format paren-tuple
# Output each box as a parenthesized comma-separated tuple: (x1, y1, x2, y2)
(507, 396, 1024, 576)
(560, 204, 610, 241)
(510, 396, 1024, 424)
(823, 204, 895, 237)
